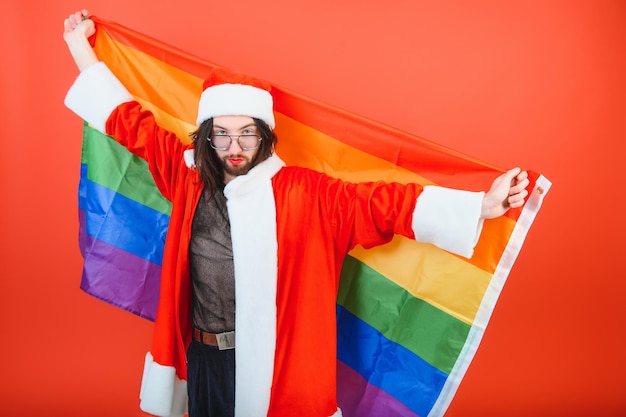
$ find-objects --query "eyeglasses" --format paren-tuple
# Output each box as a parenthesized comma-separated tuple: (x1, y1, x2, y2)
(208, 134, 262, 151)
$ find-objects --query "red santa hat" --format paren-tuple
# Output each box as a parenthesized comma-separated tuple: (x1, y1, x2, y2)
(196, 68, 275, 129)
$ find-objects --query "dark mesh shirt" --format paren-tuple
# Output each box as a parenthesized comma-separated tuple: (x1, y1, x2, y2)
(189, 188, 235, 333)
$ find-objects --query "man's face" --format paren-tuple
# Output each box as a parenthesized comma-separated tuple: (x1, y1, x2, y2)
(211, 116, 261, 183)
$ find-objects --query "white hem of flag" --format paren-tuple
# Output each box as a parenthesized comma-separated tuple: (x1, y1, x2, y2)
(427, 174, 552, 417)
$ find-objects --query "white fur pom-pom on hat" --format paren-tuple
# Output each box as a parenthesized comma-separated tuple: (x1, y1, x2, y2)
(196, 68, 275, 129)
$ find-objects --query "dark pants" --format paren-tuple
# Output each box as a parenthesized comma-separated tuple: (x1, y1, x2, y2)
(187, 339, 236, 417)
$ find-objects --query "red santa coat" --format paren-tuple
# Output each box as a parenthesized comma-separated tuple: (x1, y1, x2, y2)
(65, 62, 485, 417)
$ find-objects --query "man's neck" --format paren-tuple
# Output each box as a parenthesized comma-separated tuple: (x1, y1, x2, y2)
(223, 173, 235, 185)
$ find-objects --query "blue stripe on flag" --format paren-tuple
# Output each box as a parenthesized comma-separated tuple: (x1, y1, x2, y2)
(79, 163, 169, 265)
(337, 305, 448, 417)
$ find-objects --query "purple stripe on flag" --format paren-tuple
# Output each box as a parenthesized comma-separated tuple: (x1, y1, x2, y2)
(79, 209, 161, 321)
(337, 360, 421, 417)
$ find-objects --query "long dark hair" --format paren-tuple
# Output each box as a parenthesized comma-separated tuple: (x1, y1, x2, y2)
(189, 118, 278, 194)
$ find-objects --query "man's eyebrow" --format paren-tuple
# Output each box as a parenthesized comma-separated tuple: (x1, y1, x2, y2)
(212, 123, 258, 131)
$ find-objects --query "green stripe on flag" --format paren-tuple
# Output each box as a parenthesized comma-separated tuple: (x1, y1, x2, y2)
(82, 123, 172, 215)
(338, 255, 470, 374)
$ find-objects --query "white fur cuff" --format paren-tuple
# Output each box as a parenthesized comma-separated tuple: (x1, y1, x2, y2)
(412, 186, 484, 258)
(64, 62, 134, 133)
(139, 352, 187, 417)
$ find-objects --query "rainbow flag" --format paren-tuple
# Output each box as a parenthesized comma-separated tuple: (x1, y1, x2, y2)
(77, 16, 551, 417)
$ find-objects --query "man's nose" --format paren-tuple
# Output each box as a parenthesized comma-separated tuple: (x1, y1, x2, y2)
(228, 137, 243, 153)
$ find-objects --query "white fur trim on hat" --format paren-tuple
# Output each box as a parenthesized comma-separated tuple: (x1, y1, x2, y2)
(196, 83, 275, 128)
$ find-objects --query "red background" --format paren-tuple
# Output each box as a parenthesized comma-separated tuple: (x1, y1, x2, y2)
(1, 1, 624, 416)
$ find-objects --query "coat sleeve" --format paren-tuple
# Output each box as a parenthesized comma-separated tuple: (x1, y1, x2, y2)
(105, 102, 189, 201)
(317, 171, 484, 258)
(64, 62, 189, 201)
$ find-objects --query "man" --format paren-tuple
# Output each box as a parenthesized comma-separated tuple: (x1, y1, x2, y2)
(63, 9, 529, 417)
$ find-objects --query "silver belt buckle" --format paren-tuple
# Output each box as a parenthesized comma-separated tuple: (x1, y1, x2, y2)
(217, 331, 235, 350)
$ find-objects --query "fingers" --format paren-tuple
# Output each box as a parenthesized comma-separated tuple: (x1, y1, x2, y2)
(507, 168, 529, 208)
(68, 12, 81, 26)
(509, 170, 530, 194)
(63, 9, 95, 44)
(492, 167, 528, 211)
(502, 167, 521, 183)
(515, 169, 528, 183)
(64, 9, 90, 30)
(483, 167, 530, 218)
(507, 188, 528, 208)
(509, 177, 529, 194)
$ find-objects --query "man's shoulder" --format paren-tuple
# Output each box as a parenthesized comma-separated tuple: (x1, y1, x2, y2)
(275, 165, 329, 181)
(272, 166, 344, 197)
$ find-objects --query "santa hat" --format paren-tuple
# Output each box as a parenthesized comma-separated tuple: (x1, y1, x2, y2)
(196, 68, 275, 128)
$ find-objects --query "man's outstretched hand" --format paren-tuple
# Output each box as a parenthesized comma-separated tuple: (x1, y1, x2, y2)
(481, 167, 530, 219)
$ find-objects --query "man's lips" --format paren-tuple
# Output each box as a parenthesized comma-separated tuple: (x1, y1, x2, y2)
(228, 158, 245, 165)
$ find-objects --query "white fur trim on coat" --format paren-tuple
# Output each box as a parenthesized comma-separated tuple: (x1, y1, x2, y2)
(412, 186, 485, 258)
(139, 352, 187, 417)
(224, 154, 285, 416)
(64, 62, 134, 133)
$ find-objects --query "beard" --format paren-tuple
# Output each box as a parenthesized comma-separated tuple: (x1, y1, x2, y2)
(220, 154, 254, 177)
